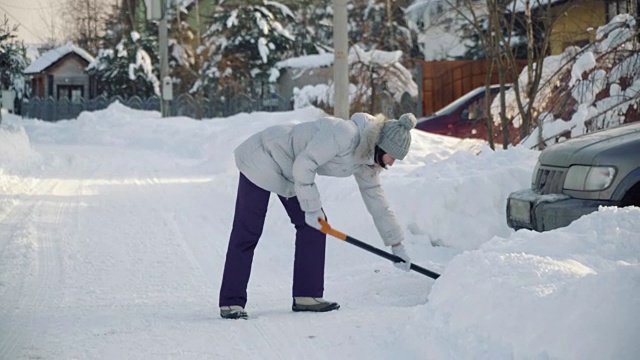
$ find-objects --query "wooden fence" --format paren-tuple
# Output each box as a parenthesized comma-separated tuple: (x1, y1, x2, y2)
(420, 59, 529, 115)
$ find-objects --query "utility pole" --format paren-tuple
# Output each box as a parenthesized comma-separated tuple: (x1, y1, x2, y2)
(333, 0, 349, 120)
(159, 0, 170, 117)
(147, 0, 171, 117)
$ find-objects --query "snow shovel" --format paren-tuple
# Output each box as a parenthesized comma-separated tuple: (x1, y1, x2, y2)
(318, 219, 440, 280)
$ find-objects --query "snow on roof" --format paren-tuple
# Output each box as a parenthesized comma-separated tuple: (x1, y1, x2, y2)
(275, 53, 335, 70)
(348, 46, 403, 66)
(24, 42, 95, 75)
(276, 46, 405, 70)
(509, 0, 567, 12)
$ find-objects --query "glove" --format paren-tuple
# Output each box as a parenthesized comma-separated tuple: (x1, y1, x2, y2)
(305, 210, 325, 230)
(391, 243, 411, 272)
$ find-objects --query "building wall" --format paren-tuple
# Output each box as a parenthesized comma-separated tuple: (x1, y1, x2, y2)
(48, 55, 91, 100)
(278, 66, 334, 102)
(549, 0, 607, 55)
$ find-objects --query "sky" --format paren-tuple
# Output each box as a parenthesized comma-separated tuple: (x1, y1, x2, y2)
(0, 0, 62, 44)
(1, 104, 638, 359)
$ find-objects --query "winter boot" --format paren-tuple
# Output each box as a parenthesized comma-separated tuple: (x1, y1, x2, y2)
(292, 297, 340, 313)
(220, 305, 248, 319)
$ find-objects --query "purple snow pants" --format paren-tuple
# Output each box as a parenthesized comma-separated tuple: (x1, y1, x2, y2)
(219, 173, 327, 308)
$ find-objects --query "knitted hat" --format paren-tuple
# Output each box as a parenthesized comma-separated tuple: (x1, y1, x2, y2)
(376, 113, 417, 160)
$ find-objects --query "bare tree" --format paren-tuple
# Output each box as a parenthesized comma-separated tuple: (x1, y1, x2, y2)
(59, 0, 110, 54)
(37, 0, 63, 50)
(431, 0, 566, 149)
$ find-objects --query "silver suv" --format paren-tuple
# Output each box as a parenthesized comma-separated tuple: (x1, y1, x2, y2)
(507, 122, 640, 232)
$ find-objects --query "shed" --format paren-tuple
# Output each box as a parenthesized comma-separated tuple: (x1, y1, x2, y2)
(275, 53, 335, 103)
(24, 43, 95, 101)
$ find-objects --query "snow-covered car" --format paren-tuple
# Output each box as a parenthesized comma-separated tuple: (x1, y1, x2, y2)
(506, 122, 640, 232)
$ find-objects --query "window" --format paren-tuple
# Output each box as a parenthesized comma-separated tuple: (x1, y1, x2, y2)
(57, 85, 84, 102)
(71, 88, 83, 102)
(47, 75, 54, 97)
(606, 0, 639, 21)
(462, 98, 485, 123)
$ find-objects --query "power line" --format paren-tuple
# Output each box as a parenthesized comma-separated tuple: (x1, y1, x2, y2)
(0, 4, 69, 60)
(0, 2, 56, 11)
(0, 4, 49, 43)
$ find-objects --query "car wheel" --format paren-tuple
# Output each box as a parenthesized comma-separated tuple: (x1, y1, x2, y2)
(620, 182, 640, 207)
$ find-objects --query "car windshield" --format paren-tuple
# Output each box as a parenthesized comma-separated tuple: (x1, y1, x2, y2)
(431, 85, 509, 116)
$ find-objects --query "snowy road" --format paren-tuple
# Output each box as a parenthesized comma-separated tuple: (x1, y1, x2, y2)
(0, 142, 429, 359)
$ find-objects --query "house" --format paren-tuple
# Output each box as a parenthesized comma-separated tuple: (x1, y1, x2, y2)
(513, 0, 639, 55)
(24, 42, 95, 101)
(275, 47, 419, 103)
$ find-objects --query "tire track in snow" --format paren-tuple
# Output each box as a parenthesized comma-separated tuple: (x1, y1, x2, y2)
(0, 179, 78, 359)
(140, 177, 213, 300)
(0, 177, 42, 263)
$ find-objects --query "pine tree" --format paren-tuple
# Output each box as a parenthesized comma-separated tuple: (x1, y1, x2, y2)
(166, 5, 197, 96)
(88, 0, 197, 98)
(0, 17, 29, 103)
(289, 0, 333, 54)
(198, 1, 299, 95)
(87, 31, 161, 97)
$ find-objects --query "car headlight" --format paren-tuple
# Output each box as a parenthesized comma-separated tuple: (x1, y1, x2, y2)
(563, 165, 616, 191)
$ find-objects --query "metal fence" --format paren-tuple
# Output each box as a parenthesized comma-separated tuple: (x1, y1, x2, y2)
(20, 91, 294, 122)
(20, 90, 418, 122)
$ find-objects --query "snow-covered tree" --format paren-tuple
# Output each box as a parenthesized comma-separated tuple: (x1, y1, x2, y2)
(289, 0, 333, 54)
(196, 1, 300, 95)
(59, 0, 110, 55)
(88, 0, 197, 98)
(0, 17, 29, 101)
(87, 31, 161, 97)
(405, 0, 488, 60)
(166, 6, 197, 95)
(502, 14, 640, 149)
(349, 45, 419, 113)
(288, 46, 418, 116)
(349, 0, 418, 67)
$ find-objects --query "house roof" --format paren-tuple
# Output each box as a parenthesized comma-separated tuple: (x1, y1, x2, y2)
(24, 42, 95, 75)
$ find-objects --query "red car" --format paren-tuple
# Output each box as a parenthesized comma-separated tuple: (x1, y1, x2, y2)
(415, 85, 510, 140)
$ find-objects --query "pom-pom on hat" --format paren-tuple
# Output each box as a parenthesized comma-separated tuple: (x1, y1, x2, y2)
(376, 113, 417, 160)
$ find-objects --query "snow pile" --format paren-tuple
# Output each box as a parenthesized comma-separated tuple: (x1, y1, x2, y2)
(21, 102, 326, 168)
(0, 113, 41, 224)
(0, 114, 40, 173)
(401, 145, 537, 250)
(405, 206, 640, 359)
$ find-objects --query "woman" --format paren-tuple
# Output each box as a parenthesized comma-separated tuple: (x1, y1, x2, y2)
(219, 112, 416, 319)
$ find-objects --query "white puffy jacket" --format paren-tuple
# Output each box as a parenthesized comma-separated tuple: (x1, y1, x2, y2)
(234, 112, 403, 246)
